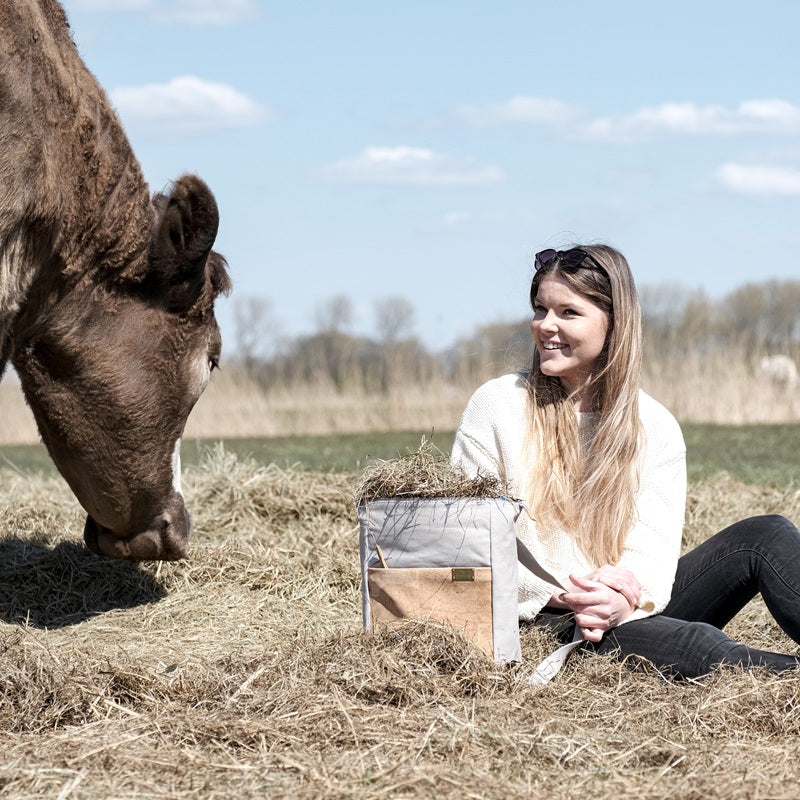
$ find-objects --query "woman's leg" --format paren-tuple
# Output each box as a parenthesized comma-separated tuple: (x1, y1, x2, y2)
(663, 514, 800, 641)
(592, 515, 800, 678)
(594, 614, 799, 678)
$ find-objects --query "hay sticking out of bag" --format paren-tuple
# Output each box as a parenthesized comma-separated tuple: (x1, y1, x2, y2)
(354, 438, 507, 504)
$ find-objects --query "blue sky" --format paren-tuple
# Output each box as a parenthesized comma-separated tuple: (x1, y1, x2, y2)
(61, 0, 800, 352)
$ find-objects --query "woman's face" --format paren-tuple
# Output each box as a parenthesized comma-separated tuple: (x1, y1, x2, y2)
(531, 274, 610, 404)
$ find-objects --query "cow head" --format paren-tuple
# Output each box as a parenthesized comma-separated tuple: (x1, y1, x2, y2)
(12, 175, 231, 561)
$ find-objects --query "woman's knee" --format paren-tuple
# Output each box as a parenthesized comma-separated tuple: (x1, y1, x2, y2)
(751, 514, 798, 534)
(719, 514, 800, 549)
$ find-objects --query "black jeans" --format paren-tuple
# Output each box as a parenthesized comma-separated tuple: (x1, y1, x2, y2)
(551, 515, 800, 679)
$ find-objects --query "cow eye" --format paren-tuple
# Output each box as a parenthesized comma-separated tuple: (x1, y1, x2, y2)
(209, 356, 220, 372)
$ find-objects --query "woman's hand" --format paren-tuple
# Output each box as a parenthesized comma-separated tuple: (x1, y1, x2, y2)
(583, 565, 642, 610)
(561, 573, 637, 643)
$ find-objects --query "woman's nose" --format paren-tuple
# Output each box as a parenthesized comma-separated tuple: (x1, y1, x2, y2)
(537, 310, 558, 333)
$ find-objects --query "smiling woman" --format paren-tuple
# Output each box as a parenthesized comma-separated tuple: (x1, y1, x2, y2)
(451, 243, 800, 680)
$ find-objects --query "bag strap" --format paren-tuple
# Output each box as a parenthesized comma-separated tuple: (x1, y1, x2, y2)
(515, 535, 585, 685)
(528, 637, 584, 685)
(515, 537, 563, 590)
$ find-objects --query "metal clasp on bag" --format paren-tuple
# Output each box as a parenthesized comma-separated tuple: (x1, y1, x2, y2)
(451, 568, 475, 582)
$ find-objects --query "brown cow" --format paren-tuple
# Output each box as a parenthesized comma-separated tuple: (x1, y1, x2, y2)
(0, 0, 231, 560)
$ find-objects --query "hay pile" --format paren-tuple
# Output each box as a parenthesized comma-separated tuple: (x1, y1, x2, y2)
(354, 439, 507, 503)
(2, 447, 800, 798)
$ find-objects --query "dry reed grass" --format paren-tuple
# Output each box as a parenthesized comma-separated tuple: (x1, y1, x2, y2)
(1, 353, 797, 445)
(191, 360, 799, 438)
(184, 370, 471, 440)
(2, 447, 800, 798)
(0, 369, 470, 444)
(0, 378, 39, 445)
(642, 354, 800, 424)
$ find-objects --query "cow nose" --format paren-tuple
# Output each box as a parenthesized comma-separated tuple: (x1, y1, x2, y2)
(83, 495, 192, 561)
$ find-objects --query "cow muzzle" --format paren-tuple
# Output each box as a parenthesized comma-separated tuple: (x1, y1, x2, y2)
(83, 495, 192, 560)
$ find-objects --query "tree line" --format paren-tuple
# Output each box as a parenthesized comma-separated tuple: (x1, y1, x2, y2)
(231, 280, 800, 393)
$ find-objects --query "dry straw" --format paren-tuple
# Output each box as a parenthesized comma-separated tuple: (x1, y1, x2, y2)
(354, 438, 508, 505)
(2, 446, 800, 798)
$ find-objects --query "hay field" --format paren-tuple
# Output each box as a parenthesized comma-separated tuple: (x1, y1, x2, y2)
(2, 445, 800, 799)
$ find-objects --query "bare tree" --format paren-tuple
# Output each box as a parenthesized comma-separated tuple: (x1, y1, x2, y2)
(233, 295, 282, 371)
(723, 280, 800, 348)
(373, 295, 415, 344)
(314, 294, 353, 334)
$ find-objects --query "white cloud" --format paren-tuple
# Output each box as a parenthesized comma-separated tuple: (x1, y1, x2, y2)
(584, 99, 800, 141)
(323, 146, 504, 187)
(715, 162, 800, 196)
(72, 0, 151, 8)
(456, 95, 800, 142)
(443, 211, 474, 226)
(71, 0, 260, 26)
(154, 0, 260, 26)
(111, 75, 267, 131)
(459, 96, 581, 127)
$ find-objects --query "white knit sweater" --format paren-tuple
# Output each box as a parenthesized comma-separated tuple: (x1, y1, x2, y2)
(450, 373, 687, 623)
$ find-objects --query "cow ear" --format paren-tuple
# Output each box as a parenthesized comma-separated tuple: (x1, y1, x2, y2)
(149, 175, 220, 312)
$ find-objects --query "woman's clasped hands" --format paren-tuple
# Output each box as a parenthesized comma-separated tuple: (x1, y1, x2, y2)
(551, 566, 642, 643)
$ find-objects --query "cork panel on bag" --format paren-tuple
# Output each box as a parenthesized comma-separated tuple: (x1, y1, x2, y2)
(368, 566, 493, 656)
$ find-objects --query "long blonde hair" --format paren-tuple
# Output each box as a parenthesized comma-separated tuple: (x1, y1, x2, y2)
(525, 244, 642, 566)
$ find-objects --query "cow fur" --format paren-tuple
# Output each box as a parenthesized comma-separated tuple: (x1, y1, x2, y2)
(0, 1, 231, 560)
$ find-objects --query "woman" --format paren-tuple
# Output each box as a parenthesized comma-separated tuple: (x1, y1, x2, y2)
(451, 244, 800, 678)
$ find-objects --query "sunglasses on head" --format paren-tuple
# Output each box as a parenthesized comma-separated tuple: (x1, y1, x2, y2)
(534, 248, 609, 278)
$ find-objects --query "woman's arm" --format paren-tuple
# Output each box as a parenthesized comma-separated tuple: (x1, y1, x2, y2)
(615, 403, 687, 618)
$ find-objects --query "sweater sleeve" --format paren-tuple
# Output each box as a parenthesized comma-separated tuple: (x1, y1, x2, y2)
(617, 395, 686, 621)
